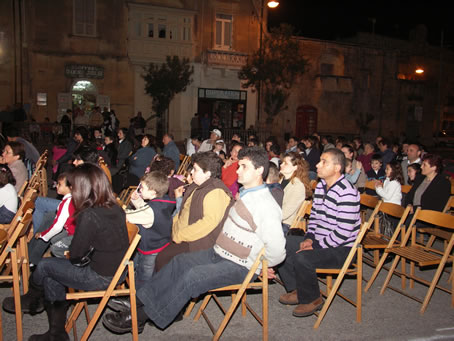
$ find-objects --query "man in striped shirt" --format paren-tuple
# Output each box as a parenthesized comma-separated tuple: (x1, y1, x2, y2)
(278, 148, 361, 317)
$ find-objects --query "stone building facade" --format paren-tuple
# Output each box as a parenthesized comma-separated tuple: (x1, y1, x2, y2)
(1, 1, 452, 145)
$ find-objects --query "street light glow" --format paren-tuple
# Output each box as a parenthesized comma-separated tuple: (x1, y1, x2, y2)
(415, 68, 424, 74)
(267, 1, 279, 8)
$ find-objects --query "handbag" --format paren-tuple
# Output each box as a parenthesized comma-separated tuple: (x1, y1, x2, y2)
(378, 212, 394, 237)
(70, 246, 95, 267)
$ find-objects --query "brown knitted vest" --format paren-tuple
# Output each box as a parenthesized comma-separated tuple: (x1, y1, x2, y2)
(179, 177, 234, 251)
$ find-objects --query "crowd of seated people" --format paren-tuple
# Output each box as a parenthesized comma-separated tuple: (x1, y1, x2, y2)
(0, 123, 453, 339)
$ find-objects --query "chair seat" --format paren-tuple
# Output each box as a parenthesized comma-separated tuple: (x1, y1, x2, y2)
(386, 246, 442, 267)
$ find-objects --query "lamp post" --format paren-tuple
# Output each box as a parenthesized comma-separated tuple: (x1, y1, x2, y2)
(257, 0, 279, 127)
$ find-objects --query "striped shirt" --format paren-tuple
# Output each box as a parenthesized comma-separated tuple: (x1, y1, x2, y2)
(305, 175, 361, 248)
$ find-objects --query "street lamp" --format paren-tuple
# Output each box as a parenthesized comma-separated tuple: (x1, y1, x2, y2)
(257, 0, 279, 126)
(415, 68, 424, 74)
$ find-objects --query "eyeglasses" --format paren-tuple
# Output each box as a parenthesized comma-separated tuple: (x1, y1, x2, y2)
(2, 149, 13, 155)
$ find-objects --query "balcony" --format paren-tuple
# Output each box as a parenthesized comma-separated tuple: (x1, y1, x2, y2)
(204, 49, 248, 69)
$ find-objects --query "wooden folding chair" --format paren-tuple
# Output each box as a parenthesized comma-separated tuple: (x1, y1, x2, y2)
(380, 208, 454, 313)
(314, 201, 380, 329)
(177, 155, 191, 176)
(289, 200, 312, 232)
(310, 179, 318, 191)
(98, 157, 112, 184)
(186, 248, 268, 341)
(0, 208, 34, 341)
(364, 204, 412, 292)
(117, 186, 137, 208)
(359, 193, 380, 224)
(418, 196, 454, 249)
(401, 184, 412, 194)
(65, 222, 141, 341)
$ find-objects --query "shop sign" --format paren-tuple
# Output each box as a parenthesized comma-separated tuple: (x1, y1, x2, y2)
(204, 89, 240, 100)
(65, 64, 104, 79)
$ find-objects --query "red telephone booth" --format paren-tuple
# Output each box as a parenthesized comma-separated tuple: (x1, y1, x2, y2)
(295, 105, 318, 138)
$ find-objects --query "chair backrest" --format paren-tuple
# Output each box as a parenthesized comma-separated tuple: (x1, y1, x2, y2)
(289, 200, 312, 231)
(443, 196, 454, 214)
(411, 208, 454, 231)
(126, 221, 139, 244)
(374, 203, 411, 235)
(0, 208, 33, 266)
(98, 157, 112, 183)
(360, 193, 379, 208)
(401, 184, 412, 194)
(365, 181, 375, 191)
(310, 180, 318, 190)
(7, 189, 38, 237)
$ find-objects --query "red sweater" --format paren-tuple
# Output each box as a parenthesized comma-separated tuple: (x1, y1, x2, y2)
(40, 194, 76, 242)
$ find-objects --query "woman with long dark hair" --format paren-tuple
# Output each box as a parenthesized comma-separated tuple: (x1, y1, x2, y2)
(280, 152, 312, 234)
(2, 163, 129, 341)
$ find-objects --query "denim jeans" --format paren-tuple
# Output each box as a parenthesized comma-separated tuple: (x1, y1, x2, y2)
(278, 235, 351, 304)
(0, 206, 15, 224)
(137, 248, 250, 329)
(134, 252, 157, 290)
(32, 197, 61, 233)
(32, 257, 113, 302)
(28, 214, 65, 265)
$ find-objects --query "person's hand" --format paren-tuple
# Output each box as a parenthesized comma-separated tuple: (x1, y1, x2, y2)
(262, 267, 277, 279)
(34, 232, 41, 239)
(174, 185, 185, 198)
(224, 158, 234, 168)
(0, 156, 5, 164)
(130, 191, 140, 201)
(409, 204, 414, 214)
(374, 180, 383, 188)
(296, 239, 313, 253)
(356, 161, 363, 170)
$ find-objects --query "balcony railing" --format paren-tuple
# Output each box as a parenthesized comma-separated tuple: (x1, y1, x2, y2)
(204, 49, 248, 69)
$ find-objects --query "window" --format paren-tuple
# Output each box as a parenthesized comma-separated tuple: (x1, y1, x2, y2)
(182, 17, 191, 41)
(215, 13, 232, 49)
(73, 0, 96, 36)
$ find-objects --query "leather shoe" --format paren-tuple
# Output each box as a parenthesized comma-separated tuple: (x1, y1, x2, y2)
(292, 296, 324, 317)
(279, 290, 298, 305)
(107, 296, 131, 312)
(102, 310, 148, 334)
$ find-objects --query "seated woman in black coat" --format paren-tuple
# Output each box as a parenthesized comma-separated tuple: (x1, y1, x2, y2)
(403, 154, 451, 213)
(2, 163, 129, 341)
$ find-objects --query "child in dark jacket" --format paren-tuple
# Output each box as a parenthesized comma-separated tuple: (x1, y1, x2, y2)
(125, 171, 176, 288)
(366, 153, 386, 196)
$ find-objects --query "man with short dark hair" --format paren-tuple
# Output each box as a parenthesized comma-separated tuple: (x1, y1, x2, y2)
(162, 133, 180, 171)
(102, 146, 286, 333)
(277, 148, 361, 318)
(377, 138, 395, 169)
(401, 143, 422, 185)
(5, 126, 40, 164)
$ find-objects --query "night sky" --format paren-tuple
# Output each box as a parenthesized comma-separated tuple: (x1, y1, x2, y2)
(268, 0, 454, 48)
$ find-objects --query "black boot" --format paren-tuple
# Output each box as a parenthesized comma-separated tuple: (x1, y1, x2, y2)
(107, 296, 131, 312)
(2, 278, 44, 315)
(103, 299, 149, 334)
(29, 300, 70, 341)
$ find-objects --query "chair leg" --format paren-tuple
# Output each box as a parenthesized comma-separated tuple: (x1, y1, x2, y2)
(11, 249, 23, 341)
(262, 260, 268, 341)
(380, 255, 401, 295)
(420, 257, 450, 314)
(184, 299, 197, 318)
(365, 250, 389, 292)
(194, 295, 212, 321)
(128, 262, 139, 341)
(356, 247, 362, 323)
